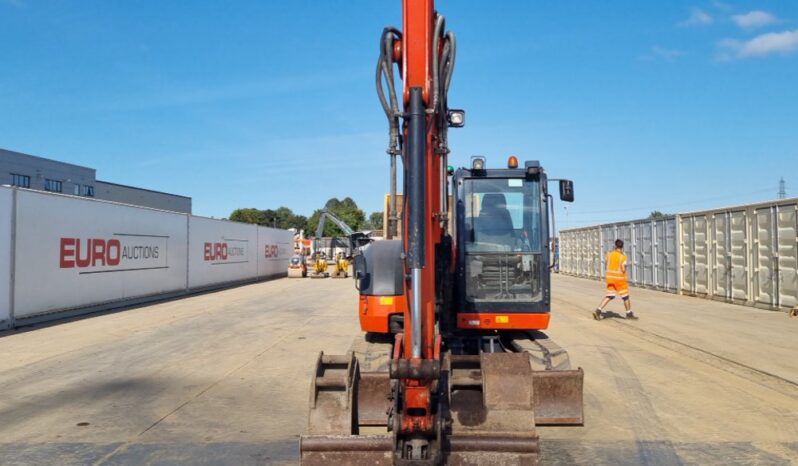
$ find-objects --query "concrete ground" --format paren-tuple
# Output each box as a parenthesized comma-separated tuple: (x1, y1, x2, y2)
(0, 275, 796, 465)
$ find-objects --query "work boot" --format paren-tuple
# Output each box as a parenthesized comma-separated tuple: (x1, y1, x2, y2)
(625, 311, 638, 320)
(593, 308, 603, 321)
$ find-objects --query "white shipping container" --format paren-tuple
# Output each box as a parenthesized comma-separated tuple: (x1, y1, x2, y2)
(0, 187, 12, 327)
(257, 226, 293, 279)
(677, 200, 797, 310)
(188, 216, 258, 289)
(13, 190, 188, 318)
(563, 218, 679, 292)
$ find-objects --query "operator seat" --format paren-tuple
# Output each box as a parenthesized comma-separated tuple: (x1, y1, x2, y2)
(475, 193, 515, 249)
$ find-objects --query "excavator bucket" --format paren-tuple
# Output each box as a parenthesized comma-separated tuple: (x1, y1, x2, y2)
(444, 352, 583, 464)
(301, 351, 393, 465)
(301, 349, 582, 465)
(446, 353, 541, 465)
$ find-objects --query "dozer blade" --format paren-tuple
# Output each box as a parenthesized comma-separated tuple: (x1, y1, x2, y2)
(301, 352, 393, 465)
(287, 268, 305, 278)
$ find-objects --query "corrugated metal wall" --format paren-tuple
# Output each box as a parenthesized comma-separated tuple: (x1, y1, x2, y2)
(679, 199, 797, 310)
(560, 217, 678, 292)
(559, 198, 798, 311)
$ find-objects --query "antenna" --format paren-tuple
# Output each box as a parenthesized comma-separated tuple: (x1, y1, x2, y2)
(778, 177, 786, 199)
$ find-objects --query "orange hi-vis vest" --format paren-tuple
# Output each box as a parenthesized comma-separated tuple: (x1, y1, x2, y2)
(606, 250, 628, 282)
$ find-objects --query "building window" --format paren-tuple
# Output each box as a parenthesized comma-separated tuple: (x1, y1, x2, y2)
(45, 179, 63, 193)
(10, 173, 31, 188)
(84, 185, 95, 197)
(73, 184, 81, 195)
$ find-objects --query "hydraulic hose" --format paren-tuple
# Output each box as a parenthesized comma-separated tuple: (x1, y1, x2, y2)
(376, 27, 402, 238)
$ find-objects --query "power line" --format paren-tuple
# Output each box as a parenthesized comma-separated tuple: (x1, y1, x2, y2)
(563, 187, 774, 217)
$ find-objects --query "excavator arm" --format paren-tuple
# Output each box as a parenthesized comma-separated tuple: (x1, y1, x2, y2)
(315, 208, 356, 239)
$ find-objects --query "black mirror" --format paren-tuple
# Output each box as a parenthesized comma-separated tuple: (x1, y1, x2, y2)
(559, 179, 574, 202)
(353, 254, 367, 280)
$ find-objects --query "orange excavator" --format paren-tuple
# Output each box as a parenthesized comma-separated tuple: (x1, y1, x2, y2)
(300, 1, 583, 464)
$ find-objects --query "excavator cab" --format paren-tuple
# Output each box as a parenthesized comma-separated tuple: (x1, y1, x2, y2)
(452, 159, 553, 332)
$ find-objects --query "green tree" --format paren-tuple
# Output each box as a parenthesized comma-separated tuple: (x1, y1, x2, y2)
(307, 197, 366, 237)
(229, 206, 307, 230)
(229, 208, 266, 225)
(368, 211, 384, 230)
(648, 210, 670, 220)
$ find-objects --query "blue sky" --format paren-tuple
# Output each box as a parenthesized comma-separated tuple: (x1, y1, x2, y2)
(1, 0, 796, 228)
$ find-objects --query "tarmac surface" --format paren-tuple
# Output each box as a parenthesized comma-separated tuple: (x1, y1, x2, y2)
(0, 274, 796, 465)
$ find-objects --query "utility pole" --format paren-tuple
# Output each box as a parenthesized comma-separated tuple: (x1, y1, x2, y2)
(778, 177, 786, 199)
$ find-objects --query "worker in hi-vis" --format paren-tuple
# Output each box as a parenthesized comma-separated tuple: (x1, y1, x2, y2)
(594, 239, 638, 320)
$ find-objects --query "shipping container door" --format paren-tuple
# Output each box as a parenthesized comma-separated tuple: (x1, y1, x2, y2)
(629, 223, 640, 285)
(694, 215, 710, 295)
(567, 232, 576, 275)
(754, 207, 776, 307)
(639, 222, 654, 287)
(665, 218, 678, 290)
(584, 229, 592, 277)
(653, 220, 669, 289)
(624, 223, 644, 285)
(712, 212, 730, 299)
(619, 224, 634, 283)
(681, 216, 695, 293)
(777, 204, 797, 308)
(601, 226, 615, 279)
(729, 210, 748, 301)
(591, 228, 602, 278)
(564, 233, 573, 274)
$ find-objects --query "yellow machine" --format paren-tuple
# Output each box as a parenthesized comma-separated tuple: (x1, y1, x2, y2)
(330, 253, 349, 279)
(309, 253, 329, 279)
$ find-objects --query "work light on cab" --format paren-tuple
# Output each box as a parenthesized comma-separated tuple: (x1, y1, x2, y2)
(471, 155, 486, 171)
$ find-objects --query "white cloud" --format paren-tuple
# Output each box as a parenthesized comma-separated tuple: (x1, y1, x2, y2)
(711, 1, 732, 12)
(719, 29, 798, 59)
(650, 46, 686, 61)
(680, 8, 713, 27)
(732, 10, 778, 30)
